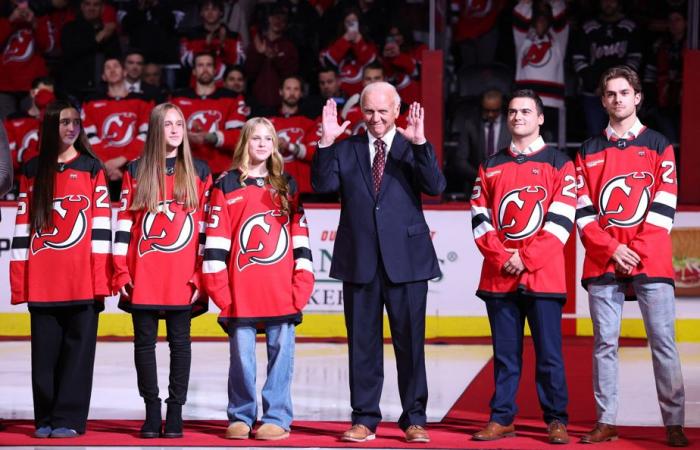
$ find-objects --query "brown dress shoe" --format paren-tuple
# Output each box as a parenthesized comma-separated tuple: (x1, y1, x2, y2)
(255, 423, 290, 441)
(405, 425, 430, 443)
(341, 424, 376, 442)
(547, 420, 569, 445)
(580, 423, 618, 443)
(666, 425, 689, 447)
(472, 421, 516, 441)
(225, 421, 250, 439)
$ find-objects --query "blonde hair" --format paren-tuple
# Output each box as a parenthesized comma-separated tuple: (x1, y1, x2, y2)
(132, 103, 199, 212)
(231, 117, 290, 215)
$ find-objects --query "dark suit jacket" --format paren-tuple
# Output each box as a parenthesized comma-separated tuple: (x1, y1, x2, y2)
(449, 113, 511, 194)
(312, 133, 446, 284)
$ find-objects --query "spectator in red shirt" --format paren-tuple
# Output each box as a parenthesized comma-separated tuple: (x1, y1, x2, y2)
(244, 3, 299, 111)
(269, 75, 317, 195)
(180, 0, 245, 85)
(381, 23, 426, 105)
(0, 0, 52, 118)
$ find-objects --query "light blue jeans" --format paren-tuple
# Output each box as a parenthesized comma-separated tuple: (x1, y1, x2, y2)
(227, 322, 295, 430)
(588, 281, 685, 426)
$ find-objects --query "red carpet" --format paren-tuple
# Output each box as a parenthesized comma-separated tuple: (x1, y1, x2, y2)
(1, 338, 697, 448)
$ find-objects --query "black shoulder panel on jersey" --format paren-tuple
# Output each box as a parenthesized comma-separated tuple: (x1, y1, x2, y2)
(125, 159, 140, 178)
(72, 153, 103, 177)
(285, 173, 298, 197)
(633, 128, 671, 155)
(193, 158, 212, 181)
(212, 89, 236, 99)
(171, 88, 197, 99)
(579, 135, 609, 158)
(215, 169, 244, 194)
(22, 156, 39, 178)
(483, 146, 570, 170)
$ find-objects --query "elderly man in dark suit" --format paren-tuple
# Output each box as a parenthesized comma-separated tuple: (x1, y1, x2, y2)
(448, 89, 511, 194)
(312, 82, 445, 444)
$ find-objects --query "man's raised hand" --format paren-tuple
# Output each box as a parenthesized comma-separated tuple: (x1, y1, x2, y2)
(319, 99, 350, 147)
(396, 101, 426, 145)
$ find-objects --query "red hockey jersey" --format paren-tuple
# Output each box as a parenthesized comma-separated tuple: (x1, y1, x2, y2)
(170, 88, 245, 174)
(10, 153, 113, 306)
(3, 112, 39, 171)
(575, 123, 677, 291)
(471, 141, 576, 299)
(202, 171, 314, 330)
(113, 157, 212, 314)
(81, 93, 152, 164)
(180, 27, 245, 84)
(320, 37, 377, 97)
(0, 16, 52, 92)
(269, 114, 317, 194)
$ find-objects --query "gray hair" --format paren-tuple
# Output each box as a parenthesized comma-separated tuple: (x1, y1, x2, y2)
(360, 81, 401, 110)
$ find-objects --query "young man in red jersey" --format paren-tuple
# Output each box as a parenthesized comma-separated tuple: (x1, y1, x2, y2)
(471, 89, 574, 444)
(575, 66, 687, 447)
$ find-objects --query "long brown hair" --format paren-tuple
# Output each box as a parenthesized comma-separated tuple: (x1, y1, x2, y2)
(231, 117, 290, 215)
(31, 100, 99, 232)
(131, 103, 199, 212)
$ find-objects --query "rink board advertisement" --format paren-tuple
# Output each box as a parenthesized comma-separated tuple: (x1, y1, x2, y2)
(2, 203, 700, 339)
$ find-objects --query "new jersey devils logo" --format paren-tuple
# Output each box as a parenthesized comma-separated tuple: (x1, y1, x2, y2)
(521, 40, 552, 68)
(599, 172, 654, 228)
(237, 210, 289, 270)
(2, 29, 34, 63)
(138, 201, 194, 256)
(498, 186, 547, 240)
(102, 112, 137, 147)
(18, 130, 39, 162)
(31, 195, 90, 254)
(277, 127, 306, 161)
(237, 99, 251, 118)
(187, 110, 223, 133)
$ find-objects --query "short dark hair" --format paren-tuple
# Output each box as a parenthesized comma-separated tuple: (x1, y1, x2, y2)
(32, 76, 55, 89)
(193, 51, 216, 66)
(319, 66, 338, 77)
(280, 75, 304, 89)
(598, 65, 642, 96)
(509, 89, 544, 115)
(224, 64, 246, 80)
(124, 49, 145, 61)
(363, 61, 384, 75)
(199, 0, 223, 11)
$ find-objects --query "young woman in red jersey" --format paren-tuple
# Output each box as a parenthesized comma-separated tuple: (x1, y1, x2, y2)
(112, 103, 212, 439)
(10, 100, 112, 439)
(203, 117, 314, 441)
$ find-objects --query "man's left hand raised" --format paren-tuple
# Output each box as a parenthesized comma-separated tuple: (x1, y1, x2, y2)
(397, 101, 427, 145)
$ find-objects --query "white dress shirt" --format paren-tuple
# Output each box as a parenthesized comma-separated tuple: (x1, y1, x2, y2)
(605, 118, 644, 140)
(367, 126, 397, 167)
(510, 135, 545, 155)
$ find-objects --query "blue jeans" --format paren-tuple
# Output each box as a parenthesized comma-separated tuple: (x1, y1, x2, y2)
(227, 322, 295, 430)
(485, 297, 568, 426)
(588, 281, 685, 426)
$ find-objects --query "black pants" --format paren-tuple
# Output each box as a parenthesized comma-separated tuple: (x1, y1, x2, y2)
(343, 267, 429, 431)
(132, 309, 191, 406)
(30, 303, 99, 433)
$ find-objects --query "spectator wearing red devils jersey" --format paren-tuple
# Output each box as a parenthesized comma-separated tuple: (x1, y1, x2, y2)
(320, 10, 378, 97)
(269, 76, 317, 194)
(113, 104, 212, 439)
(3, 77, 55, 173)
(171, 52, 245, 174)
(82, 58, 152, 199)
(203, 118, 313, 440)
(179, 0, 245, 85)
(10, 101, 111, 438)
(471, 91, 571, 444)
(575, 67, 687, 447)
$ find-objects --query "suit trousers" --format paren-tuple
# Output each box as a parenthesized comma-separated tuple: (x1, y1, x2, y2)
(343, 265, 429, 431)
(132, 309, 192, 406)
(485, 297, 568, 426)
(30, 303, 100, 433)
(588, 281, 685, 426)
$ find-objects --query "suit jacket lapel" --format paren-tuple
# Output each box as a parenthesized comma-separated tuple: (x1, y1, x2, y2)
(354, 136, 374, 197)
